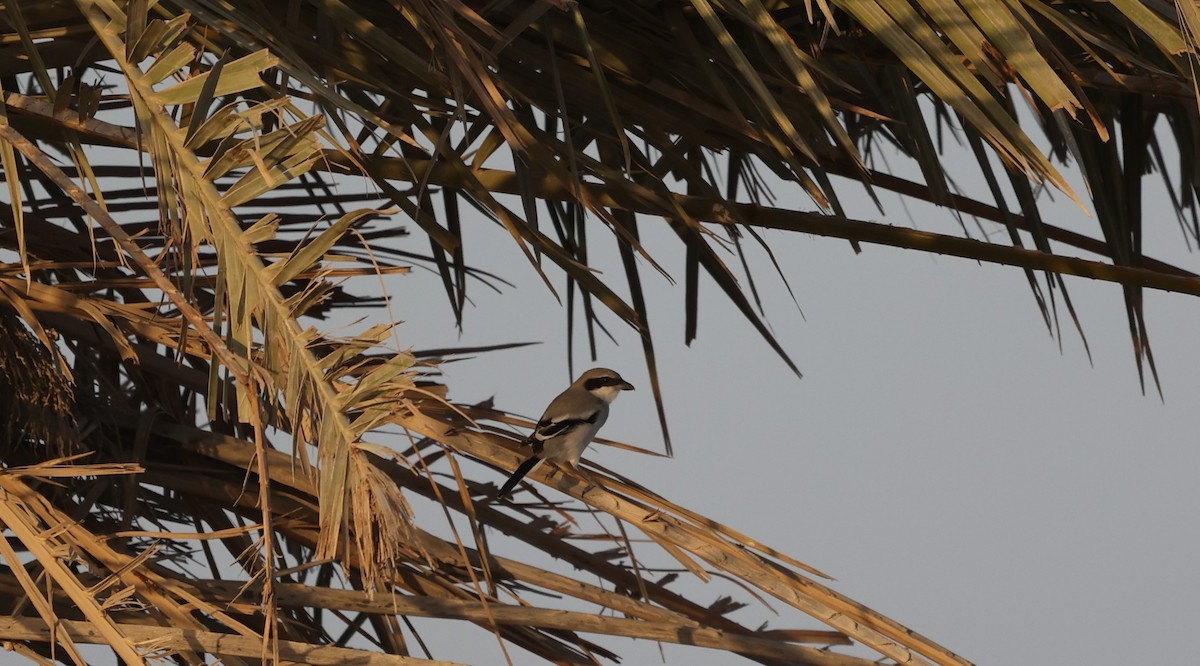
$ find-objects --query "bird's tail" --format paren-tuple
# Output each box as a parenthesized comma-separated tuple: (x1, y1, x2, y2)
(498, 456, 541, 498)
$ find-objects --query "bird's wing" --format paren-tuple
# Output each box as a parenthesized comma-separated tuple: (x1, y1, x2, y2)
(534, 411, 600, 441)
(504, 411, 599, 497)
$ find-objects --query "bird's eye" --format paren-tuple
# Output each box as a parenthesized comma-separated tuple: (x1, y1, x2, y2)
(585, 377, 617, 390)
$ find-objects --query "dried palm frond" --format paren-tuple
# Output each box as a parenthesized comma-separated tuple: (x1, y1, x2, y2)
(0, 1, 1196, 665)
(0, 311, 75, 456)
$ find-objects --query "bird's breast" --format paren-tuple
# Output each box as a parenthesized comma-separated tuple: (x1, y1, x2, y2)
(541, 411, 607, 464)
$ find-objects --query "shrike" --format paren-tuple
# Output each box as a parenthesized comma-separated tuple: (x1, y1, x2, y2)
(498, 368, 635, 498)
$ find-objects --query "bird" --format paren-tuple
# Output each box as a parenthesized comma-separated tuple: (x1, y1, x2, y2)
(498, 368, 635, 498)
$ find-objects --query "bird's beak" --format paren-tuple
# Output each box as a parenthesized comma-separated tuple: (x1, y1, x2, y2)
(619, 380, 635, 391)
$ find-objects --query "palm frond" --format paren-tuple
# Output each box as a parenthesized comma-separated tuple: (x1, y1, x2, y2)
(0, 1, 1197, 664)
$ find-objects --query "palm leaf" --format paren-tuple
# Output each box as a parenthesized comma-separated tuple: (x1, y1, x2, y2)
(0, 1, 1197, 664)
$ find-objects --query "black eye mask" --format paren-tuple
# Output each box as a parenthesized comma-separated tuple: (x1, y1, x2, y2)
(584, 376, 622, 391)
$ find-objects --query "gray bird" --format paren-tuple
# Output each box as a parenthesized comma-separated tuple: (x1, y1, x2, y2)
(498, 368, 635, 497)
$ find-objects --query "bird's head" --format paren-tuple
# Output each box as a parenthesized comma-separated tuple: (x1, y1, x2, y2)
(576, 368, 635, 403)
